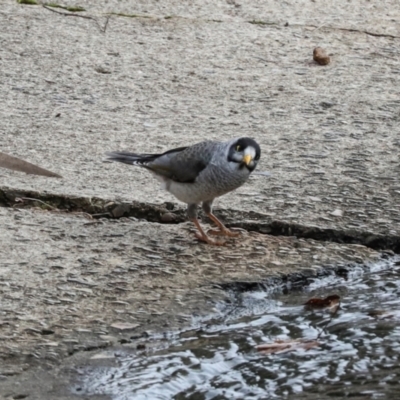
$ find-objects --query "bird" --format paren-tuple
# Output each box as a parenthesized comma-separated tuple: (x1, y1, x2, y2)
(106, 137, 261, 245)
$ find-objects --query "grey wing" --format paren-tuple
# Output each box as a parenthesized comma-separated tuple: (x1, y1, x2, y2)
(150, 141, 219, 183)
(106, 141, 219, 183)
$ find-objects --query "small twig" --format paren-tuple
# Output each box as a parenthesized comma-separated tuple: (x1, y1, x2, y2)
(42, 4, 89, 18)
(298, 22, 400, 39)
(17, 197, 56, 210)
(69, 211, 94, 219)
(91, 212, 112, 218)
(371, 52, 399, 60)
(102, 14, 110, 33)
(250, 18, 400, 39)
(311, 23, 327, 32)
(315, 303, 340, 340)
(42, 4, 111, 33)
(336, 27, 400, 39)
(253, 56, 278, 64)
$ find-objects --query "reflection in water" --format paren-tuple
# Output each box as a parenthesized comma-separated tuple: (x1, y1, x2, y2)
(79, 257, 400, 399)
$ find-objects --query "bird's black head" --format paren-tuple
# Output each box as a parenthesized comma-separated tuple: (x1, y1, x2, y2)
(227, 137, 261, 172)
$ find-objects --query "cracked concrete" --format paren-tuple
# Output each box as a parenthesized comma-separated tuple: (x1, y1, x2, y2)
(1, 0, 400, 237)
(1, 0, 400, 398)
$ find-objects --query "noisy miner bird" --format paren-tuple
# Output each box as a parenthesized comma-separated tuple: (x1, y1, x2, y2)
(106, 137, 261, 245)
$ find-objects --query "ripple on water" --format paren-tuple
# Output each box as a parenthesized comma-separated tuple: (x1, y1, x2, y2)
(78, 257, 400, 400)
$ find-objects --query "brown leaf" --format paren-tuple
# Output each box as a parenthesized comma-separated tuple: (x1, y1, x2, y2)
(256, 339, 319, 355)
(0, 152, 62, 178)
(313, 47, 331, 65)
(304, 294, 340, 312)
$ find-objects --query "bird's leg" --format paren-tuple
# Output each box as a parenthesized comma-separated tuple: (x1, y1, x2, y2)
(206, 213, 241, 237)
(191, 218, 226, 246)
(188, 203, 225, 246)
(202, 201, 240, 238)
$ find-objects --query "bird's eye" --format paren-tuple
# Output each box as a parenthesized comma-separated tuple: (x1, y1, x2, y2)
(236, 145, 242, 152)
(255, 155, 260, 161)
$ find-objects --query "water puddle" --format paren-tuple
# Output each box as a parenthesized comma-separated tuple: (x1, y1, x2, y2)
(75, 256, 400, 399)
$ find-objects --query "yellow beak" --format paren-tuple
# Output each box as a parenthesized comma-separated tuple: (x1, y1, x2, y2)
(243, 154, 253, 166)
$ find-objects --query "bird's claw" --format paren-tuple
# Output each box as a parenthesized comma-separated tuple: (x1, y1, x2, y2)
(194, 231, 226, 246)
(207, 228, 241, 238)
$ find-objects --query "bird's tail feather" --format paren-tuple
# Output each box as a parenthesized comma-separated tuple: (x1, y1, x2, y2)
(105, 151, 158, 166)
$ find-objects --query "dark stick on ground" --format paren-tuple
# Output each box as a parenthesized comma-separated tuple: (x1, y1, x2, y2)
(0, 152, 62, 178)
(42, 4, 111, 33)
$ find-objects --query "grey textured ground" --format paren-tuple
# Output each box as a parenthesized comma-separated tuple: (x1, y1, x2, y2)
(2, 0, 400, 235)
(1, 0, 400, 398)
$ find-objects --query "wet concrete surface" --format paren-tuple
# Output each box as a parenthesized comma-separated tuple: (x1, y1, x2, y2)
(1, 0, 400, 398)
(0, 208, 381, 396)
(0, 206, 380, 362)
(0, 206, 382, 399)
(72, 258, 400, 400)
